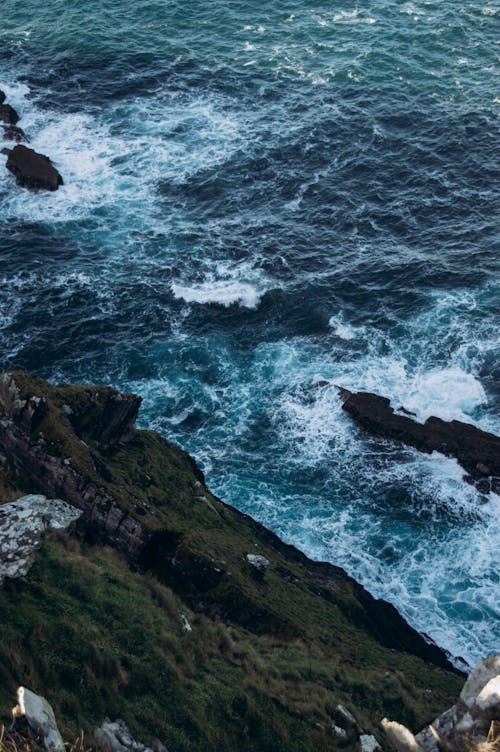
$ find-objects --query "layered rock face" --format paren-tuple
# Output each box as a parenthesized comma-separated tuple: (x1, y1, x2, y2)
(339, 388, 500, 494)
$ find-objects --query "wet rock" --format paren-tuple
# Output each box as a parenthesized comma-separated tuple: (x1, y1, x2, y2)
(94, 719, 168, 752)
(2, 124, 28, 142)
(0, 90, 6, 104)
(3, 144, 63, 191)
(12, 687, 64, 751)
(339, 388, 500, 491)
(0, 103, 20, 124)
(0, 495, 82, 583)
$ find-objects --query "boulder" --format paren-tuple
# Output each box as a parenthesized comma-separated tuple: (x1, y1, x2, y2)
(11, 687, 64, 751)
(0, 103, 20, 124)
(2, 124, 28, 142)
(246, 553, 270, 576)
(339, 388, 500, 491)
(0, 495, 82, 582)
(0, 90, 6, 104)
(3, 144, 63, 191)
(381, 719, 422, 751)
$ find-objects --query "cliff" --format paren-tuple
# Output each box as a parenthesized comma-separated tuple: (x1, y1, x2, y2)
(0, 372, 465, 751)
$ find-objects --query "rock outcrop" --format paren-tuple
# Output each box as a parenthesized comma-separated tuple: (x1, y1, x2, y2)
(0, 495, 82, 582)
(2, 145, 64, 192)
(339, 388, 500, 493)
(11, 686, 64, 751)
(0, 103, 20, 125)
(0, 90, 63, 190)
(382, 655, 500, 751)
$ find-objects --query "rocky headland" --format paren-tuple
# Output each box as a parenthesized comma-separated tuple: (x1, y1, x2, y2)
(0, 371, 495, 751)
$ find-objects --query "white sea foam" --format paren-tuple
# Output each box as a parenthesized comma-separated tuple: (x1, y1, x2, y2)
(172, 279, 262, 309)
(328, 313, 364, 340)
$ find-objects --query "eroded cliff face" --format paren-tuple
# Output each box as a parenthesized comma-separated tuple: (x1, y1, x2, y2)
(0, 372, 465, 752)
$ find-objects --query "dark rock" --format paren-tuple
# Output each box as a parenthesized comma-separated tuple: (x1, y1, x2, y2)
(339, 388, 500, 491)
(3, 145, 63, 191)
(0, 103, 20, 124)
(2, 124, 28, 143)
(0, 90, 6, 105)
(66, 388, 141, 452)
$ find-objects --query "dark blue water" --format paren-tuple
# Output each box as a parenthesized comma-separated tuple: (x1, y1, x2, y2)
(1, 0, 499, 665)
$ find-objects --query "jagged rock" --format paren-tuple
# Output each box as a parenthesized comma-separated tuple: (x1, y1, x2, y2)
(382, 656, 500, 751)
(2, 124, 28, 142)
(3, 144, 63, 191)
(66, 387, 141, 451)
(94, 719, 168, 752)
(359, 734, 381, 751)
(381, 719, 422, 751)
(0, 495, 82, 582)
(12, 687, 64, 751)
(339, 388, 500, 492)
(0, 103, 20, 124)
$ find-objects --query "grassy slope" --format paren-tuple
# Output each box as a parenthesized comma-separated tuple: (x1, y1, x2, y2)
(0, 373, 463, 751)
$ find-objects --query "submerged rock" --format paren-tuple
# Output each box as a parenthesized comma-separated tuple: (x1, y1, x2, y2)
(2, 124, 28, 142)
(12, 687, 64, 751)
(0, 495, 82, 582)
(339, 388, 500, 492)
(3, 144, 64, 191)
(0, 103, 20, 124)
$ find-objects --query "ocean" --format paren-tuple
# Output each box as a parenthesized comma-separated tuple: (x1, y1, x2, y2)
(1, 0, 499, 667)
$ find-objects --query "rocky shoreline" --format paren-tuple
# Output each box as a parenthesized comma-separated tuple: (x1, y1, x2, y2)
(0, 370, 475, 752)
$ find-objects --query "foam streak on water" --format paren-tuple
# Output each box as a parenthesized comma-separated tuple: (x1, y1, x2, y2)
(1, 0, 499, 666)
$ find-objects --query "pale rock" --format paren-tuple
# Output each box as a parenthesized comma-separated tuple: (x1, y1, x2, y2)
(476, 675, 500, 715)
(0, 495, 82, 582)
(459, 655, 500, 709)
(336, 703, 357, 725)
(94, 719, 168, 752)
(246, 553, 270, 574)
(359, 734, 381, 751)
(331, 723, 347, 739)
(12, 686, 64, 751)
(381, 718, 422, 751)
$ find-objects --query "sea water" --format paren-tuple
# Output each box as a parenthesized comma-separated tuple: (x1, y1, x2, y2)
(1, 0, 499, 667)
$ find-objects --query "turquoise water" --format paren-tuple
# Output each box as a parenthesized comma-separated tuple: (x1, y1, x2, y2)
(1, 0, 499, 666)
